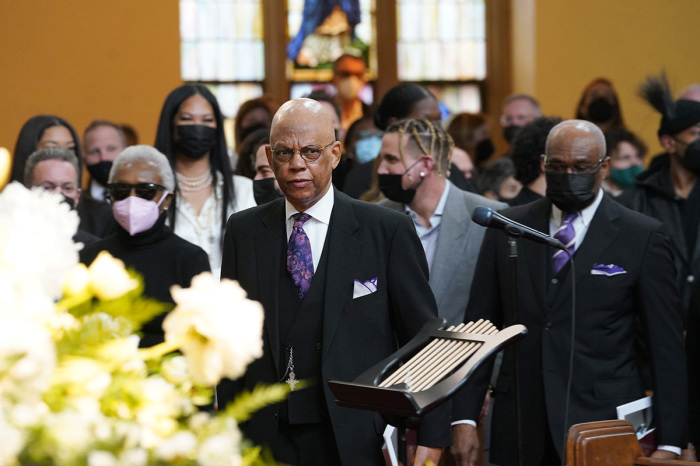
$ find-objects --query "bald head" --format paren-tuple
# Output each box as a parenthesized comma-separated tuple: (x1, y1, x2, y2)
(546, 120, 606, 160)
(271, 98, 336, 142)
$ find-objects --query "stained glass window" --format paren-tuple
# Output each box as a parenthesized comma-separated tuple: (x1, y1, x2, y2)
(397, 0, 485, 81)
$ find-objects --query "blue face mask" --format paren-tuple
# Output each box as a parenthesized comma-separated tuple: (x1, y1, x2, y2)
(355, 135, 383, 164)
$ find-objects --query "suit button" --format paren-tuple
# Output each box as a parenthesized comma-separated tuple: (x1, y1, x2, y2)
(272, 412, 278, 421)
(551, 278, 558, 285)
(544, 322, 552, 331)
(316, 343, 321, 351)
(688, 275, 695, 283)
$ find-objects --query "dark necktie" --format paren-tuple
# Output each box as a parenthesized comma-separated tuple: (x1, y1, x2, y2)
(552, 212, 577, 274)
(287, 213, 314, 299)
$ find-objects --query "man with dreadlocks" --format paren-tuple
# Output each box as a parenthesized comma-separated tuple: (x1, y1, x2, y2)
(619, 72, 700, 459)
(377, 119, 506, 465)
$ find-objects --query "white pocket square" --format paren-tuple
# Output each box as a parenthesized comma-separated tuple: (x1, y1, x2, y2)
(353, 277, 378, 299)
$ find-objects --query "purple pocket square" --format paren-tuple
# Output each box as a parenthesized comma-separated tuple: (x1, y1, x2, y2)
(591, 263, 626, 276)
(353, 277, 378, 299)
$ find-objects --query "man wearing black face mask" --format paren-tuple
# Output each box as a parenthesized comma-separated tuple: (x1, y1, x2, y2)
(618, 74, 700, 458)
(377, 119, 505, 466)
(500, 94, 542, 149)
(77, 120, 125, 238)
(464, 119, 687, 464)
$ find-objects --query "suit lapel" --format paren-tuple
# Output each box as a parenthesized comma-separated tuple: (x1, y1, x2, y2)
(521, 198, 551, 318)
(321, 190, 362, 365)
(430, 186, 470, 298)
(550, 196, 621, 313)
(256, 200, 285, 370)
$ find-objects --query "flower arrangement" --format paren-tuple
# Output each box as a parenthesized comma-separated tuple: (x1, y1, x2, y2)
(0, 182, 287, 465)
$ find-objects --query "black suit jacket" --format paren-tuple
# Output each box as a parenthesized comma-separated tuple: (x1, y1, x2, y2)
(220, 189, 451, 464)
(465, 195, 687, 465)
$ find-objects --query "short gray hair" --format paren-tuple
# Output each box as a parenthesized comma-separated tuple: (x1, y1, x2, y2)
(24, 147, 80, 186)
(109, 145, 175, 191)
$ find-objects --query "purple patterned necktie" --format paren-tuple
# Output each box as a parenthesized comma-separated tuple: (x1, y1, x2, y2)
(552, 212, 577, 274)
(287, 213, 314, 299)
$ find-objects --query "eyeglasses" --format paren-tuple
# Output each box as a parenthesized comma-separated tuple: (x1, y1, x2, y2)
(542, 155, 606, 175)
(108, 182, 166, 201)
(271, 142, 335, 163)
(37, 181, 78, 196)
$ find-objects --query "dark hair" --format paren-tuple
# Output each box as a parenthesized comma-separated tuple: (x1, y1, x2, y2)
(235, 127, 270, 179)
(305, 89, 342, 120)
(510, 116, 562, 185)
(447, 112, 489, 154)
(11, 115, 82, 183)
(234, 96, 279, 149)
(120, 124, 139, 146)
(477, 157, 515, 197)
(154, 83, 233, 232)
(84, 120, 127, 147)
(575, 77, 625, 130)
(605, 128, 647, 159)
(374, 83, 436, 130)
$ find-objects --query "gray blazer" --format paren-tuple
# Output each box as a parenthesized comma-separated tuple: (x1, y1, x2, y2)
(381, 181, 507, 325)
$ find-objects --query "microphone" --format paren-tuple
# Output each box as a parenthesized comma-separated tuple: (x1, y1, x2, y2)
(472, 206, 567, 251)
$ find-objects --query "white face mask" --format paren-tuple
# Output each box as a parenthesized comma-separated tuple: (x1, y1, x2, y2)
(112, 192, 168, 236)
(337, 76, 364, 101)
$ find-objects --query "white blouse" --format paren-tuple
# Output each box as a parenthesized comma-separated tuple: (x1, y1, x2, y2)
(171, 174, 256, 278)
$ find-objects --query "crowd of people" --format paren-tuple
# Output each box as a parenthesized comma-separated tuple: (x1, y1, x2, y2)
(8, 54, 700, 465)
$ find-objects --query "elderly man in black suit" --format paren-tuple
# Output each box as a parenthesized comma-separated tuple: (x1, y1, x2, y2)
(465, 120, 687, 465)
(219, 98, 450, 465)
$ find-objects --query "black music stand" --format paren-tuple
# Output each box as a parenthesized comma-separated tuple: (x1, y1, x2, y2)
(329, 317, 527, 465)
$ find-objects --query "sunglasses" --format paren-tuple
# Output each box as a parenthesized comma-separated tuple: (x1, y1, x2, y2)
(108, 182, 166, 201)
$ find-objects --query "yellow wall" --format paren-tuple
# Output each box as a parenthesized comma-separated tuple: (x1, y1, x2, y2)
(1, 1, 698, 160)
(0, 1, 181, 154)
(518, 0, 700, 157)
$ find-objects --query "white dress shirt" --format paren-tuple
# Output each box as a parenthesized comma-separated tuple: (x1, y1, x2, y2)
(172, 174, 256, 278)
(285, 186, 335, 272)
(406, 181, 450, 272)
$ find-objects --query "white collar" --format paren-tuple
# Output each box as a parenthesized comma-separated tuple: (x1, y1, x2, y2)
(285, 185, 335, 225)
(551, 188, 604, 226)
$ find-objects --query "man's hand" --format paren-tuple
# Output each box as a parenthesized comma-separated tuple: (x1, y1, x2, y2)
(413, 446, 442, 465)
(448, 424, 480, 466)
(649, 449, 678, 460)
(680, 445, 697, 462)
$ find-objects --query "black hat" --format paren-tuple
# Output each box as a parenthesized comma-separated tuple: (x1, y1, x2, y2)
(638, 72, 700, 137)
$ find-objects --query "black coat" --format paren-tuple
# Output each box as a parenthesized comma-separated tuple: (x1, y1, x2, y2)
(219, 188, 451, 464)
(80, 213, 210, 346)
(465, 195, 687, 464)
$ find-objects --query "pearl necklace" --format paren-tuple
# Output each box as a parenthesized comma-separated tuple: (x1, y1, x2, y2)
(176, 171, 213, 192)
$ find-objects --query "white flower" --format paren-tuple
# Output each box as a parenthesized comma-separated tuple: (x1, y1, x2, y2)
(0, 317, 56, 403)
(87, 251, 139, 300)
(88, 450, 118, 466)
(119, 448, 148, 466)
(164, 273, 264, 386)
(197, 425, 242, 466)
(0, 409, 25, 466)
(161, 355, 189, 385)
(155, 430, 197, 462)
(0, 183, 79, 317)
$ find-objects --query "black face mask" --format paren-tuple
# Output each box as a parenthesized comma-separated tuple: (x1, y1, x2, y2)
(253, 178, 283, 205)
(474, 138, 495, 164)
(503, 126, 521, 144)
(679, 139, 700, 175)
(546, 171, 599, 212)
(587, 98, 615, 123)
(378, 174, 416, 204)
(87, 160, 112, 186)
(61, 193, 76, 210)
(175, 125, 217, 160)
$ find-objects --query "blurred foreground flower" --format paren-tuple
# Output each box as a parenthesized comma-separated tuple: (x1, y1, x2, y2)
(0, 184, 288, 465)
(164, 273, 264, 386)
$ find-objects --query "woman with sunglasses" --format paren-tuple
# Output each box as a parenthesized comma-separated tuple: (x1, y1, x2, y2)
(79, 145, 210, 348)
(154, 84, 256, 278)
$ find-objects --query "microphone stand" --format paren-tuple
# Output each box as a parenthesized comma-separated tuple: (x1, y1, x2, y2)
(506, 239, 524, 466)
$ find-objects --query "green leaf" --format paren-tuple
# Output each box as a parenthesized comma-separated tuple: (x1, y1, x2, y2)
(224, 383, 292, 423)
